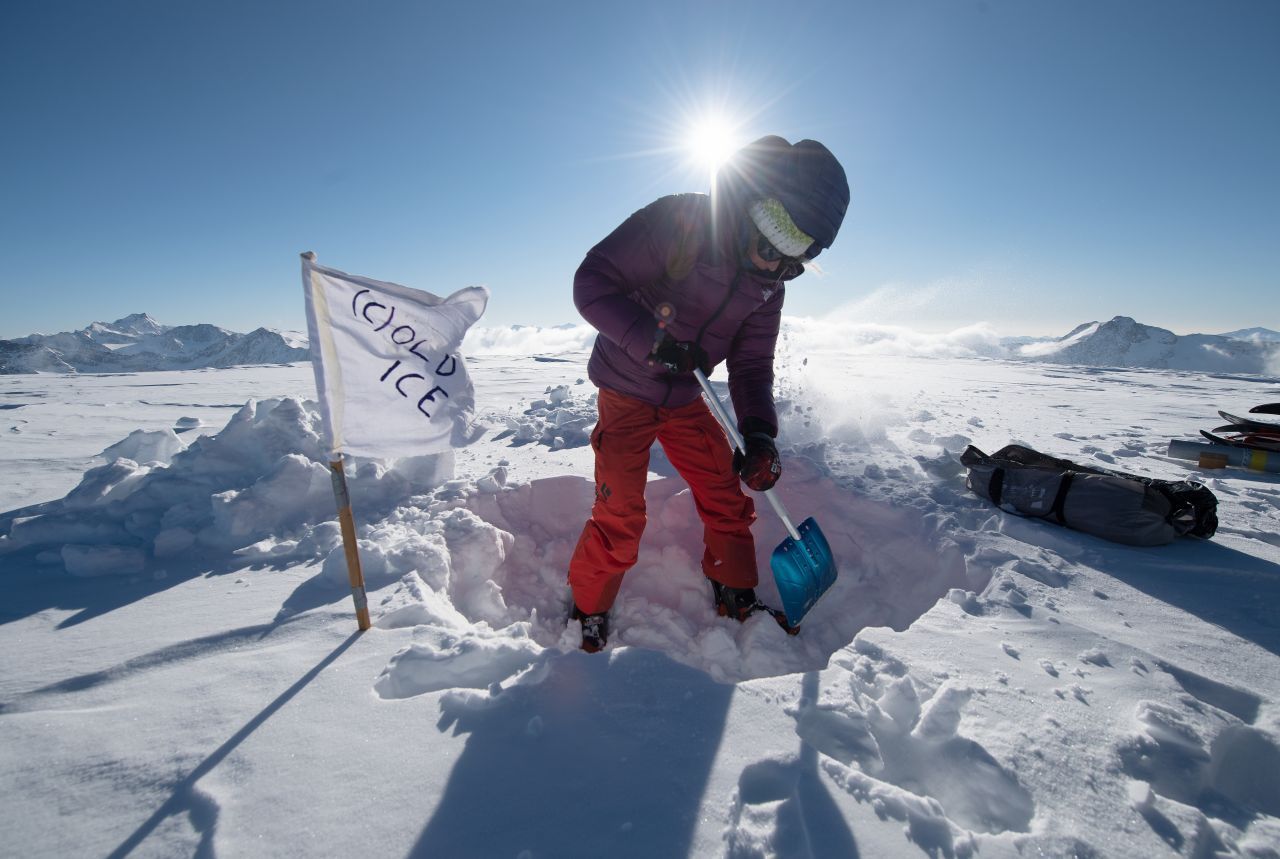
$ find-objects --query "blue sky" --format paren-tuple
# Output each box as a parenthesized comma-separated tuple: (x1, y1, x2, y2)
(2, 0, 1277, 339)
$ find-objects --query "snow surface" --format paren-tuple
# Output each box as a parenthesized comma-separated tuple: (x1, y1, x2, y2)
(2, 337, 1279, 858)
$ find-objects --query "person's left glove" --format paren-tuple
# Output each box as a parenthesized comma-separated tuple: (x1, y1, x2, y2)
(733, 418, 781, 491)
(651, 335, 711, 375)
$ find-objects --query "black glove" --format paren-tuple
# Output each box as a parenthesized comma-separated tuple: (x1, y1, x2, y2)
(651, 335, 711, 375)
(733, 417, 781, 491)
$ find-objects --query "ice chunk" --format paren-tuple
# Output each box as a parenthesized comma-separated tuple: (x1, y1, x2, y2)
(374, 626, 540, 698)
(99, 428, 186, 465)
(912, 683, 972, 741)
(62, 544, 146, 577)
(153, 527, 195, 558)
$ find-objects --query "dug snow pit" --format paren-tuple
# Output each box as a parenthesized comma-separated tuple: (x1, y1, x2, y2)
(407, 460, 982, 685)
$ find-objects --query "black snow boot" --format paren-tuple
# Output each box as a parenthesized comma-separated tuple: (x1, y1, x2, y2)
(571, 605, 609, 653)
(711, 581, 763, 622)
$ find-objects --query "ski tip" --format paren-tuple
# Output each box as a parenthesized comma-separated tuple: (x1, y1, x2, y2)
(1251, 403, 1280, 415)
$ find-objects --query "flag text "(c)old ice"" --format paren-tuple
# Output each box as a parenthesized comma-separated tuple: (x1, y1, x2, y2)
(301, 257, 488, 458)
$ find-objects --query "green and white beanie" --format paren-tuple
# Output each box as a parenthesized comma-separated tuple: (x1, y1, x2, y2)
(747, 198, 815, 258)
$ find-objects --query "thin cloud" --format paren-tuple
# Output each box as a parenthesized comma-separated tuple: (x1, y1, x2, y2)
(462, 317, 1011, 360)
(463, 324, 597, 355)
(779, 317, 1008, 359)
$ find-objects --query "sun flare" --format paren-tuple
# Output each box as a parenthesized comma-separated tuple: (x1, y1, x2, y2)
(685, 117, 743, 177)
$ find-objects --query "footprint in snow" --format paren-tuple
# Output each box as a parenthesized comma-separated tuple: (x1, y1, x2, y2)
(726, 756, 859, 859)
(795, 673, 1035, 837)
(1078, 649, 1112, 668)
(1156, 661, 1260, 724)
(1119, 701, 1280, 819)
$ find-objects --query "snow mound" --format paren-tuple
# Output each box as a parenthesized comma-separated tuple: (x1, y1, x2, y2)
(499, 383, 596, 449)
(0, 397, 454, 574)
(0, 370, 997, 686)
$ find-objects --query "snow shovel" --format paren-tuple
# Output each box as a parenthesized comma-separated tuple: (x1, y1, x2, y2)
(694, 368, 838, 628)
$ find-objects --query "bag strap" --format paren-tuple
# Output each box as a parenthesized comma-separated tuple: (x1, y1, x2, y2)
(1050, 472, 1075, 524)
(988, 467, 1005, 506)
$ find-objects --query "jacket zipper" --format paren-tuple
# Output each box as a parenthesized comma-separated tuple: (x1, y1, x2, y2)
(660, 271, 742, 408)
(695, 270, 741, 353)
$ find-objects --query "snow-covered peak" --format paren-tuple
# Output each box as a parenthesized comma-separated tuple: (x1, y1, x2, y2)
(270, 329, 309, 349)
(1059, 320, 1101, 340)
(1017, 321, 1102, 358)
(1019, 315, 1273, 373)
(107, 312, 166, 336)
(1221, 326, 1280, 343)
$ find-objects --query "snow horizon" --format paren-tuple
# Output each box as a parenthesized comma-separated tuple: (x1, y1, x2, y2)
(7, 310, 1279, 378)
(6, 307, 1277, 347)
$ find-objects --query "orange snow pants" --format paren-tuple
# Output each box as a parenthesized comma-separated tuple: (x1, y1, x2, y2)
(568, 387, 758, 615)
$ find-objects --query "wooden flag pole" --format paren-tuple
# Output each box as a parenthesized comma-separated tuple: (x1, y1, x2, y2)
(328, 456, 371, 631)
(303, 249, 370, 632)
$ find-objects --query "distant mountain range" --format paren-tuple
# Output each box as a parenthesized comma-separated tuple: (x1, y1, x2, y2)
(3, 313, 1276, 376)
(0, 313, 308, 374)
(1007, 317, 1278, 374)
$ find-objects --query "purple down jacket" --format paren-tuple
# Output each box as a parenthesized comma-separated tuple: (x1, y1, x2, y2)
(574, 192, 799, 435)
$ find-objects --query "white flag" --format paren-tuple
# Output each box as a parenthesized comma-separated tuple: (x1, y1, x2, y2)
(301, 255, 488, 459)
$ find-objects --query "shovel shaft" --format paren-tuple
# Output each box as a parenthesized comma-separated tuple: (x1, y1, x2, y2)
(693, 369, 802, 543)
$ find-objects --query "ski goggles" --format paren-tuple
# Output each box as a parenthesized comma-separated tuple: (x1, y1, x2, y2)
(755, 230, 814, 266)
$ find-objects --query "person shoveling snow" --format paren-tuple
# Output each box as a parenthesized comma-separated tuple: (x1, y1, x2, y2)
(566, 135, 850, 651)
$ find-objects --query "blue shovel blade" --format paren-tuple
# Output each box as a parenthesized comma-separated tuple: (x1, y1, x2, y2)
(770, 516, 838, 627)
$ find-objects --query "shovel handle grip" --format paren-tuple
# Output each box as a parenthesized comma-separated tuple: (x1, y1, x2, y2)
(693, 369, 802, 542)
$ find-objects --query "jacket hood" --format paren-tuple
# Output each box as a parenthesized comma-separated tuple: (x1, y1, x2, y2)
(714, 135, 850, 254)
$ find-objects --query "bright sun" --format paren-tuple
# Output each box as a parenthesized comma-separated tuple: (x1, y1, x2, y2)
(686, 117, 742, 176)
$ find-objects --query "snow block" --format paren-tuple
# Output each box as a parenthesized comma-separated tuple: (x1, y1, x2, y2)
(99, 428, 186, 465)
(62, 544, 146, 577)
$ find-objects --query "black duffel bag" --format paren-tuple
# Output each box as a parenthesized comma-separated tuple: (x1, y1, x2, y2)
(961, 444, 1218, 546)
